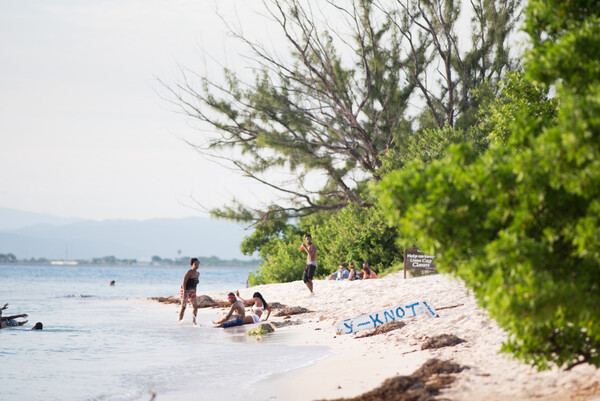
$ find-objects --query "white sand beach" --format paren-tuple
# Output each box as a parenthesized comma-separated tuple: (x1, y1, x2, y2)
(188, 273, 600, 401)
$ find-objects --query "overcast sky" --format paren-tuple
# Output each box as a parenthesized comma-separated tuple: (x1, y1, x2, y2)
(0, 0, 283, 221)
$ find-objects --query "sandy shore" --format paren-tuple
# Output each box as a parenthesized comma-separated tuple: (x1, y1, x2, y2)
(172, 273, 600, 401)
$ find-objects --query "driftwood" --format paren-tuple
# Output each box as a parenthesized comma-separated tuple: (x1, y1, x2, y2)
(355, 321, 407, 339)
(421, 334, 467, 350)
(273, 306, 311, 317)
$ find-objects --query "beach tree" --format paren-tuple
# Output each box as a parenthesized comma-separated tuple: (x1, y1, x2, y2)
(167, 0, 522, 227)
(247, 202, 402, 285)
(375, 0, 600, 370)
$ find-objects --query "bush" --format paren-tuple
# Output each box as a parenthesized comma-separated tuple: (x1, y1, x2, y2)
(375, 63, 600, 369)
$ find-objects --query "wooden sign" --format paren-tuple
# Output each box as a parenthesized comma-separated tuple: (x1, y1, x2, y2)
(334, 300, 436, 335)
(404, 247, 436, 278)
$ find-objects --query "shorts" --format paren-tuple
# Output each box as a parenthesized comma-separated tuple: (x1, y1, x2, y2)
(4, 319, 18, 327)
(303, 262, 317, 283)
(180, 288, 197, 298)
(180, 289, 197, 306)
(250, 314, 260, 324)
(221, 317, 244, 328)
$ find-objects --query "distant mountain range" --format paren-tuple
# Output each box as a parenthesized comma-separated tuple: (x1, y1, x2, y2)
(0, 207, 254, 261)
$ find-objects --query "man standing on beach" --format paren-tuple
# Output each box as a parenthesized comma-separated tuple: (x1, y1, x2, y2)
(301, 234, 317, 294)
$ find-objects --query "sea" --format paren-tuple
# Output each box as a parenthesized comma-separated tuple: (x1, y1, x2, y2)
(0, 264, 331, 401)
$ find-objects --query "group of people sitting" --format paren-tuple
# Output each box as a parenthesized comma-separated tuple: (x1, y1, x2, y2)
(0, 303, 43, 330)
(327, 261, 377, 281)
(212, 290, 271, 328)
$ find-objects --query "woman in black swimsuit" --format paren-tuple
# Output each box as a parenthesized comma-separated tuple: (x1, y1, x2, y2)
(179, 258, 200, 325)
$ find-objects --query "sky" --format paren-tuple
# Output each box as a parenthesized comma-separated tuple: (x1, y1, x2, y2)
(0, 0, 282, 221)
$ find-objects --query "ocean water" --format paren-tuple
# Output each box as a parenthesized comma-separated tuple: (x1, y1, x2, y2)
(0, 264, 330, 401)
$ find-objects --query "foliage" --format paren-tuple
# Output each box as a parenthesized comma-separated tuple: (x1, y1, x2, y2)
(0, 253, 17, 263)
(311, 203, 403, 275)
(248, 203, 403, 284)
(471, 71, 558, 146)
(168, 0, 522, 225)
(375, 0, 600, 370)
(248, 232, 329, 286)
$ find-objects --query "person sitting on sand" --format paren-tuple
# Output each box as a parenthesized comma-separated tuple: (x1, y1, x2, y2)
(213, 293, 246, 328)
(345, 262, 361, 281)
(235, 290, 271, 324)
(328, 264, 350, 280)
(360, 262, 377, 279)
(179, 257, 201, 325)
(0, 303, 28, 328)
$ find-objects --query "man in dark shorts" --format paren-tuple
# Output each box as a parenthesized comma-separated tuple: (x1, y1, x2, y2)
(212, 293, 246, 328)
(300, 234, 317, 294)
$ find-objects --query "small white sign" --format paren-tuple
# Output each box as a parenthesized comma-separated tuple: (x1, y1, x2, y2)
(335, 300, 436, 335)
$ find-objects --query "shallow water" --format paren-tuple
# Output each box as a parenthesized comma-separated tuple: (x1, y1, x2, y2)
(0, 264, 330, 401)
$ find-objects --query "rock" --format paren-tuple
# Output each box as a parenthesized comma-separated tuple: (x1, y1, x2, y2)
(246, 323, 275, 336)
(195, 295, 216, 307)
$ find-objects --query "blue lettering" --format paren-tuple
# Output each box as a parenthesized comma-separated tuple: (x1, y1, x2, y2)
(370, 313, 384, 326)
(343, 319, 353, 334)
(422, 301, 436, 317)
(357, 321, 370, 327)
(383, 310, 396, 323)
(405, 302, 419, 317)
(395, 306, 405, 318)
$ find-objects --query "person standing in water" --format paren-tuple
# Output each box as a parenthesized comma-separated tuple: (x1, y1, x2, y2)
(300, 234, 317, 294)
(179, 258, 200, 325)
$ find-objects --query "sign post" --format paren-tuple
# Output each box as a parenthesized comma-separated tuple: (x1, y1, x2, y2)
(404, 247, 437, 279)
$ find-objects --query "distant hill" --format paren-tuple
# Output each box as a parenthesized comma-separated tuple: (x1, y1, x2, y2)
(0, 207, 82, 230)
(0, 208, 254, 261)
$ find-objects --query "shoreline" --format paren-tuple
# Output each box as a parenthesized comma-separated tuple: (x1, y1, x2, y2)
(159, 273, 600, 401)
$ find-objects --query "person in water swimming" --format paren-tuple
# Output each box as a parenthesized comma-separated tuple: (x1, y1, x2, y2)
(0, 303, 28, 329)
(178, 258, 200, 325)
(235, 290, 271, 324)
(212, 293, 246, 328)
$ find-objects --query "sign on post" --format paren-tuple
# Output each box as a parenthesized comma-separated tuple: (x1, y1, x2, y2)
(334, 300, 436, 335)
(404, 247, 437, 279)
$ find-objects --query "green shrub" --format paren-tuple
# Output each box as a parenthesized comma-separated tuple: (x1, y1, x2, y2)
(376, 64, 600, 369)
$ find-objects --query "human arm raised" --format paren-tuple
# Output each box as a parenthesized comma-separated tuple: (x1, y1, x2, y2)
(235, 290, 254, 306)
(1, 313, 28, 321)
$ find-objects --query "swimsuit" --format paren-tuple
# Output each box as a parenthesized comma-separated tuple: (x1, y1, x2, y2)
(221, 317, 244, 328)
(181, 275, 199, 300)
(250, 314, 260, 324)
(303, 262, 317, 283)
(185, 277, 199, 291)
(180, 288, 197, 300)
